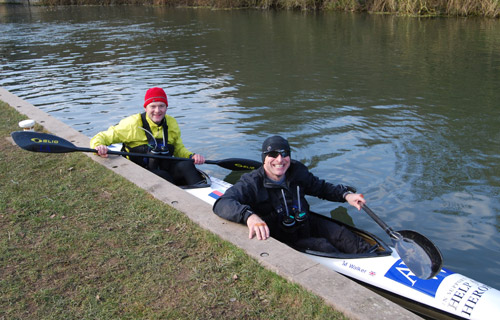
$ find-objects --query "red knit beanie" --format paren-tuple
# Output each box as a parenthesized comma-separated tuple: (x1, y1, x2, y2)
(144, 87, 168, 108)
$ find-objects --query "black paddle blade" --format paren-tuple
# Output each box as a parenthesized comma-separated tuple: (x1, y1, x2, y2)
(11, 131, 77, 153)
(395, 230, 443, 279)
(212, 158, 262, 171)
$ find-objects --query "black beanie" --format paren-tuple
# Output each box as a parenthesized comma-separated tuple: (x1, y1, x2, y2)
(261, 136, 291, 162)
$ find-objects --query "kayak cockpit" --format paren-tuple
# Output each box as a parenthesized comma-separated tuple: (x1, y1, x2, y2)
(179, 170, 212, 189)
(109, 143, 212, 189)
(290, 212, 393, 259)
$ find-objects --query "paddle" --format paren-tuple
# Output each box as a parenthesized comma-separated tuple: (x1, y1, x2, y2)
(11, 131, 262, 171)
(361, 203, 443, 279)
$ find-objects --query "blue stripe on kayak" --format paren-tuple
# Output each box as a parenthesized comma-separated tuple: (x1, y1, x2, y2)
(385, 260, 453, 297)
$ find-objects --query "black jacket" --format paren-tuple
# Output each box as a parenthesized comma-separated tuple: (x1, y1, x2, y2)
(213, 160, 351, 226)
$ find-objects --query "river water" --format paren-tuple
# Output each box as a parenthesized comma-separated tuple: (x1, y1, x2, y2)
(1, 5, 499, 290)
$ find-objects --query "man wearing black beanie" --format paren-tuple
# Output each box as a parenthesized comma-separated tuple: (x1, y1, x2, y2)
(213, 135, 373, 254)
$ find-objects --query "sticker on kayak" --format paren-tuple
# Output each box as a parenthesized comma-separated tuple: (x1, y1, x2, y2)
(208, 190, 224, 200)
(385, 260, 453, 297)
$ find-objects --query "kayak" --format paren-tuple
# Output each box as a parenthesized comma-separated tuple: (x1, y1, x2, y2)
(185, 173, 500, 320)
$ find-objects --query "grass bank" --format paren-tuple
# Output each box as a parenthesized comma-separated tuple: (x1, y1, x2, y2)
(0, 99, 346, 319)
(37, 0, 500, 18)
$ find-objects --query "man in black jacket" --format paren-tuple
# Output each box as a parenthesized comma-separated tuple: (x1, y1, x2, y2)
(213, 135, 373, 254)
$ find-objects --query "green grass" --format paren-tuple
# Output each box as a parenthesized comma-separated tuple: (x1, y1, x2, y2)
(0, 100, 347, 319)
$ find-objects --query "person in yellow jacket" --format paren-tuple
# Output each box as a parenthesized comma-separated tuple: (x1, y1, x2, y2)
(90, 87, 206, 186)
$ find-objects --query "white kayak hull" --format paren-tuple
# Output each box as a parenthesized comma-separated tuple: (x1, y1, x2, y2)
(187, 174, 500, 320)
(308, 251, 499, 320)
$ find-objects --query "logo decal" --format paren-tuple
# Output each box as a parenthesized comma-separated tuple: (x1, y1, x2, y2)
(31, 137, 58, 144)
(385, 259, 453, 297)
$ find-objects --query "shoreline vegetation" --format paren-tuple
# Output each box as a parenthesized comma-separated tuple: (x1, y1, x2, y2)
(0, 100, 348, 318)
(33, 0, 500, 18)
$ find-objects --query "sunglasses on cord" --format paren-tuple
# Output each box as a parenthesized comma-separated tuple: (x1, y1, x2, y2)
(263, 149, 290, 158)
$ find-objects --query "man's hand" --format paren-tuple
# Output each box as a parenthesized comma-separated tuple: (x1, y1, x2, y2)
(191, 153, 205, 165)
(95, 145, 109, 158)
(246, 214, 270, 240)
(345, 193, 366, 210)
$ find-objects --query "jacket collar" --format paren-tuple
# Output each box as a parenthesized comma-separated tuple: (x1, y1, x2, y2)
(259, 161, 299, 189)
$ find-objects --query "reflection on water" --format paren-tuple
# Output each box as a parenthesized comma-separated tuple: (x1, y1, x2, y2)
(1, 5, 499, 288)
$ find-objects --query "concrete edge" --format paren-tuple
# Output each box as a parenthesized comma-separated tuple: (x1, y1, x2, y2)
(1, 87, 422, 320)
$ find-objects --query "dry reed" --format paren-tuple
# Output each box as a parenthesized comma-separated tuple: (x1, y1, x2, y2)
(37, 0, 500, 18)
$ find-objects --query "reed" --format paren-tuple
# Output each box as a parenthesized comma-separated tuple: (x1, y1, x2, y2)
(446, 0, 500, 16)
(366, 0, 499, 16)
(36, 0, 500, 18)
(368, 0, 440, 15)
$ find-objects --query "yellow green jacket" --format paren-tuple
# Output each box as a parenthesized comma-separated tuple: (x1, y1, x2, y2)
(90, 113, 193, 158)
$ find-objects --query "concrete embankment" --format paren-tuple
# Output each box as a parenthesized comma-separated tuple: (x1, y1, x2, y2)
(1, 87, 422, 320)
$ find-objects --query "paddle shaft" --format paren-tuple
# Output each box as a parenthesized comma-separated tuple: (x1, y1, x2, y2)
(78, 147, 261, 170)
(77, 146, 214, 164)
(361, 205, 398, 238)
(345, 191, 397, 238)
